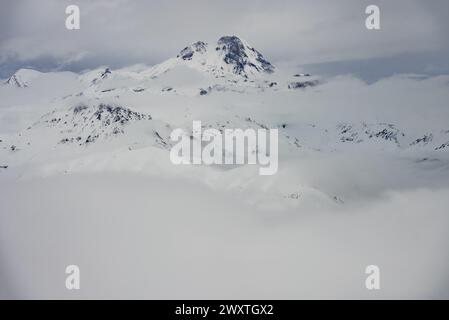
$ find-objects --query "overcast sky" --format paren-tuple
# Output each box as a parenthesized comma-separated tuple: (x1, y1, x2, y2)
(1, 0, 449, 80)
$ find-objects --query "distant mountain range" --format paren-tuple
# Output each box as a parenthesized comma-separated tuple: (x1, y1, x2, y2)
(1, 36, 448, 203)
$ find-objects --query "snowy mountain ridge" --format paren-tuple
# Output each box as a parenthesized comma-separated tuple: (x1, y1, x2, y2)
(146, 36, 275, 80)
(3, 36, 316, 96)
(4, 69, 43, 88)
(1, 35, 449, 209)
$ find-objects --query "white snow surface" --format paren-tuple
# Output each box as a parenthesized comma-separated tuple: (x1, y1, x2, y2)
(1, 37, 449, 298)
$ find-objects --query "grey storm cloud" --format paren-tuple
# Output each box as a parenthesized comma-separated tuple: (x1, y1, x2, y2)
(0, 0, 449, 75)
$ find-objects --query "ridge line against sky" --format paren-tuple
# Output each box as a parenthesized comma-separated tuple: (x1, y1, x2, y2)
(1, 0, 449, 81)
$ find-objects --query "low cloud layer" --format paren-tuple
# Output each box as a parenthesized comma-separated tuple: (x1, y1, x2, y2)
(1, 174, 448, 298)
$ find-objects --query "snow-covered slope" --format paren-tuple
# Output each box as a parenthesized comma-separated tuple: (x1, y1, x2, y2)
(1, 36, 449, 299)
(0, 40, 448, 237)
(1, 37, 318, 99)
(137, 35, 318, 94)
(4, 69, 43, 88)
(147, 36, 274, 80)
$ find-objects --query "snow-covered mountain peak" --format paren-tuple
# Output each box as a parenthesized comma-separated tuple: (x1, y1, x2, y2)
(177, 41, 208, 60)
(215, 36, 274, 76)
(79, 67, 113, 86)
(148, 36, 275, 80)
(4, 69, 42, 88)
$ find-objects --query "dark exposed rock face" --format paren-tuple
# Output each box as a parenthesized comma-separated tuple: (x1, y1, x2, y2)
(251, 47, 275, 73)
(39, 103, 152, 145)
(216, 36, 274, 75)
(288, 80, 319, 89)
(216, 36, 248, 75)
(175, 36, 274, 77)
(91, 68, 112, 85)
(337, 123, 405, 145)
(100, 68, 111, 79)
(92, 104, 150, 125)
(435, 142, 449, 150)
(178, 41, 207, 60)
(5, 75, 28, 88)
(410, 134, 433, 146)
